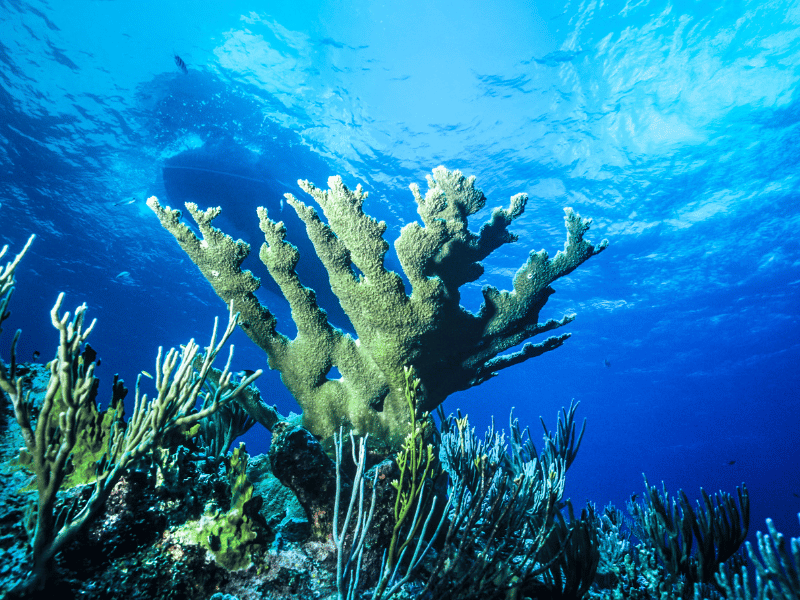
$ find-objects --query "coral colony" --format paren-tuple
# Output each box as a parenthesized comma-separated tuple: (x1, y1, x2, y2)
(0, 168, 796, 599)
(147, 167, 607, 448)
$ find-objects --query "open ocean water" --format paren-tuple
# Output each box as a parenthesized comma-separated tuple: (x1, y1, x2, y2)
(1, 0, 798, 557)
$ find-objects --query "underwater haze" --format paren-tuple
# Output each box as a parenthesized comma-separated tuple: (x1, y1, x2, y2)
(1, 0, 799, 548)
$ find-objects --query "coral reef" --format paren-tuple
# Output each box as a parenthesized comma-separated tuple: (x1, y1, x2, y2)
(0, 236, 262, 596)
(147, 166, 607, 448)
(0, 273, 607, 600)
(5, 200, 794, 600)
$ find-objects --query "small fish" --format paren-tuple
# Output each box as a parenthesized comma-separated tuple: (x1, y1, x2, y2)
(174, 53, 188, 74)
(114, 198, 136, 206)
(603, 358, 611, 368)
(237, 369, 257, 380)
(630, 493, 638, 502)
(793, 493, 799, 498)
(116, 271, 130, 279)
(727, 460, 736, 465)
(32, 350, 40, 361)
(140, 370, 153, 379)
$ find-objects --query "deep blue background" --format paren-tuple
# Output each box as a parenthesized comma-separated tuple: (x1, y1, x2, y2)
(1, 0, 798, 545)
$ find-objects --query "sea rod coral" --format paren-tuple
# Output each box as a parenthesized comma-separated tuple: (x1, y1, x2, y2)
(148, 166, 607, 448)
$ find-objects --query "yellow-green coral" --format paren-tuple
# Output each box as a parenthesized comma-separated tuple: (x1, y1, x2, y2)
(148, 166, 607, 449)
(195, 443, 262, 571)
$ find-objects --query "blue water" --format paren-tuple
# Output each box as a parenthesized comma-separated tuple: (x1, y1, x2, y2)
(1, 0, 798, 548)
